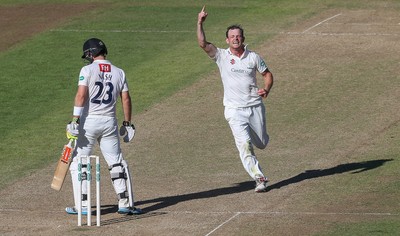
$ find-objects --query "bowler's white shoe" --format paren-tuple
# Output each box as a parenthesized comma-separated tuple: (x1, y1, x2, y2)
(255, 177, 268, 192)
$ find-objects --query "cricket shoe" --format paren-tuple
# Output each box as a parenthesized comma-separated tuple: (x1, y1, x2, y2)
(65, 207, 88, 215)
(255, 177, 268, 192)
(118, 207, 143, 215)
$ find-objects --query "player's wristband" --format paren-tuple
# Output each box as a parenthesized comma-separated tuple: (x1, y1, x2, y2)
(123, 121, 131, 126)
(73, 106, 84, 117)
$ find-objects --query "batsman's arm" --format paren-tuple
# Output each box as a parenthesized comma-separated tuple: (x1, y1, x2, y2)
(119, 90, 135, 142)
(121, 91, 132, 122)
(73, 85, 88, 118)
(197, 5, 217, 58)
(119, 91, 135, 142)
(66, 85, 87, 139)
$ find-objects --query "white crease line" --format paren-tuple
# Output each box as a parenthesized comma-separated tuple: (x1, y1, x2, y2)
(50, 29, 193, 33)
(324, 22, 400, 26)
(239, 211, 399, 216)
(0, 208, 62, 213)
(151, 210, 400, 217)
(302, 13, 342, 33)
(0, 208, 398, 216)
(282, 31, 400, 36)
(205, 212, 240, 236)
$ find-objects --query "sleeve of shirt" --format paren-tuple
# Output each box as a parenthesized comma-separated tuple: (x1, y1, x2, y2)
(121, 71, 129, 92)
(78, 66, 89, 86)
(211, 47, 222, 62)
(256, 54, 268, 73)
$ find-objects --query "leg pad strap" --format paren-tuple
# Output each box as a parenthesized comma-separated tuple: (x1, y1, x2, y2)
(118, 191, 129, 199)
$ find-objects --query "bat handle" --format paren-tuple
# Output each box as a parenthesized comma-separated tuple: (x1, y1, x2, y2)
(68, 138, 77, 148)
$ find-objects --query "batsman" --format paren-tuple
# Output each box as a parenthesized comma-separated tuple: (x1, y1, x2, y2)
(65, 38, 142, 215)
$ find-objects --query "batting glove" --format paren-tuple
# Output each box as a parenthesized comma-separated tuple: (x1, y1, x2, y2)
(120, 121, 135, 143)
(66, 117, 79, 140)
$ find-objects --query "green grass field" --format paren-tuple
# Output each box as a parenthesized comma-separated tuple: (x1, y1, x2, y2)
(0, 0, 321, 189)
(0, 0, 399, 235)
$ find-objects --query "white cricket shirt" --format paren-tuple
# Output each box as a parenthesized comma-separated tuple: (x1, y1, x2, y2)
(213, 46, 268, 108)
(78, 60, 129, 117)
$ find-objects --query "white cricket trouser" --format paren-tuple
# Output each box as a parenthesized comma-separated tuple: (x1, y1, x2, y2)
(69, 115, 131, 208)
(224, 104, 269, 180)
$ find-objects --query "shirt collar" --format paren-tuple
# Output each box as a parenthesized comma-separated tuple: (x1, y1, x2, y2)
(93, 59, 110, 64)
(227, 44, 249, 59)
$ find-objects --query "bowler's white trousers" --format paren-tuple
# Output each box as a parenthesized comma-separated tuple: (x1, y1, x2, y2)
(224, 104, 269, 180)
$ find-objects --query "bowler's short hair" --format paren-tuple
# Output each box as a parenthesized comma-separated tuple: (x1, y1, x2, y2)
(226, 24, 245, 39)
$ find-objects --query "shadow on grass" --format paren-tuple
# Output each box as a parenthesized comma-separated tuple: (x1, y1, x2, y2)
(137, 181, 255, 212)
(100, 211, 166, 226)
(90, 205, 166, 226)
(267, 158, 394, 192)
(97, 159, 393, 224)
(96, 181, 254, 225)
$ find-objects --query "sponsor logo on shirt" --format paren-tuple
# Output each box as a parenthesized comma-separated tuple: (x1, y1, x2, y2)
(231, 68, 251, 74)
(99, 64, 111, 72)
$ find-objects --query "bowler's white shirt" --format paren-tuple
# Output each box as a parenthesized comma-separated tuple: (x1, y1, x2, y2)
(213, 46, 268, 108)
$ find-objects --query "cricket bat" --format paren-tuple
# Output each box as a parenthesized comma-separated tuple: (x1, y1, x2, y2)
(51, 139, 76, 191)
